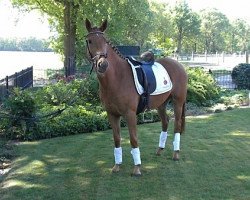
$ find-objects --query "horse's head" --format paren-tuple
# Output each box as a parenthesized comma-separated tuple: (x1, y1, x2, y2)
(85, 18, 109, 74)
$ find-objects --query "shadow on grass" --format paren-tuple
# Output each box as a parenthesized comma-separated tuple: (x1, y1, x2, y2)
(0, 108, 249, 200)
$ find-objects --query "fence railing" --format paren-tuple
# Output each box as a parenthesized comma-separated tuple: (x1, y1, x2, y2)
(0, 66, 33, 99)
(174, 52, 248, 70)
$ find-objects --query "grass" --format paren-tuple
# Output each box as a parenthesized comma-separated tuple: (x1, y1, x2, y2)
(0, 107, 250, 200)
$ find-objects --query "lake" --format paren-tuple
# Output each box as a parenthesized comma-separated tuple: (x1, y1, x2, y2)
(0, 51, 64, 79)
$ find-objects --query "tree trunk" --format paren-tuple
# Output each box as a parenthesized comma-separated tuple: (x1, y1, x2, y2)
(177, 29, 183, 54)
(63, 1, 77, 77)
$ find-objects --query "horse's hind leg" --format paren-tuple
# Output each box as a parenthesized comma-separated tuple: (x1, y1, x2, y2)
(172, 98, 185, 161)
(156, 102, 169, 156)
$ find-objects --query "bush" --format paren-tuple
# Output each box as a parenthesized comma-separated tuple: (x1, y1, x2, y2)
(186, 67, 221, 106)
(35, 105, 109, 139)
(0, 67, 228, 140)
(218, 90, 249, 106)
(0, 76, 100, 140)
(232, 63, 250, 89)
(35, 74, 100, 107)
(1, 88, 38, 140)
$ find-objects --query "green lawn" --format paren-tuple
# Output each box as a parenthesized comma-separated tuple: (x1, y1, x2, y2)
(0, 108, 250, 200)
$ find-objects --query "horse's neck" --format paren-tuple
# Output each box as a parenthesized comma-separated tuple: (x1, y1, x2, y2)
(98, 47, 131, 89)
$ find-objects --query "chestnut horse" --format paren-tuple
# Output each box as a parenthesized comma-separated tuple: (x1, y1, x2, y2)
(85, 19, 187, 176)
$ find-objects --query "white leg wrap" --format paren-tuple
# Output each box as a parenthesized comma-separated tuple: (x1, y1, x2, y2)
(173, 133, 180, 151)
(159, 131, 168, 148)
(131, 147, 141, 165)
(114, 147, 122, 165)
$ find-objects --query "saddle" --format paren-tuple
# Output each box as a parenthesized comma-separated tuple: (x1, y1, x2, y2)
(128, 52, 156, 114)
(127, 51, 172, 115)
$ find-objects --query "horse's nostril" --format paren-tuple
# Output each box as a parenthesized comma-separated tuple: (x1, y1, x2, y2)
(98, 62, 102, 68)
(97, 58, 108, 73)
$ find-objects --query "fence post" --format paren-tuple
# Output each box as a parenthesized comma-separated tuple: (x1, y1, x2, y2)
(14, 72, 18, 87)
(191, 51, 194, 61)
(5, 76, 9, 97)
(246, 51, 249, 64)
(21, 69, 24, 88)
(216, 52, 219, 65)
(222, 52, 225, 63)
(31, 66, 33, 87)
(249, 91, 250, 107)
(205, 51, 207, 62)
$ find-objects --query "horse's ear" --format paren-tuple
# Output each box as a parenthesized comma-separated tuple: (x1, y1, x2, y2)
(100, 19, 108, 32)
(85, 18, 92, 32)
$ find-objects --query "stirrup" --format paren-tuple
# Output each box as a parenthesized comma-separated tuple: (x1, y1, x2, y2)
(142, 110, 154, 123)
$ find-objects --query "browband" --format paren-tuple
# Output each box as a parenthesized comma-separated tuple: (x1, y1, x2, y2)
(85, 31, 104, 37)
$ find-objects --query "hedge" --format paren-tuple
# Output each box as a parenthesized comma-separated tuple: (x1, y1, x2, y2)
(0, 67, 222, 140)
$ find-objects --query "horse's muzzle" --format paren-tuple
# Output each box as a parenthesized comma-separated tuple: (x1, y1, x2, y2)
(97, 57, 109, 73)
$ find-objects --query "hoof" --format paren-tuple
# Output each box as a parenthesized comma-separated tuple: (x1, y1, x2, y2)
(131, 165, 141, 177)
(172, 151, 180, 161)
(131, 173, 142, 177)
(112, 164, 120, 173)
(156, 148, 164, 156)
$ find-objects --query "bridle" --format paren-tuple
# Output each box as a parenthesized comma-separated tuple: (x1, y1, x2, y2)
(85, 31, 108, 74)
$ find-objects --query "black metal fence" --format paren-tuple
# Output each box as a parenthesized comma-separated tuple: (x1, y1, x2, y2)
(209, 69, 250, 90)
(211, 70, 236, 89)
(0, 66, 33, 99)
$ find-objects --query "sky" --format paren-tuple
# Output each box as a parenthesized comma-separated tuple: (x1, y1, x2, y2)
(0, 0, 52, 39)
(0, 0, 250, 39)
(161, 0, 250, 21)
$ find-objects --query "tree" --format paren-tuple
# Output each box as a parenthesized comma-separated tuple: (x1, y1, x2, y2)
(170, 1, 200, 54)
(231, 19, 250, 52)
(147, 1, 174, 55)
(11, 0, 77, 76)
(11, 0, 152, 76)
(200, 8, 230, 53)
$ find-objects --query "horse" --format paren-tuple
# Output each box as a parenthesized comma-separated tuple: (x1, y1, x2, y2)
(85, 19, 188, 176)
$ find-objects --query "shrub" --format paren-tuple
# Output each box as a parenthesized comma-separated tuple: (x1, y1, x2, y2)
(36, 105, 110, 139)
(232, 63, 250, 89)
(0, 76, 100, 140)
(186, 67, 221, 106)
(0, 66, 229, 141)
(1, 88, 38, 140)
(35, 74, 100, 107)
(218, 90, 249, 106)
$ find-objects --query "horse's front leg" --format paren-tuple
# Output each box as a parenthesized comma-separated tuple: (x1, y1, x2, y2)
(108, 113, 122, 173)
(125, 111, 142, 176)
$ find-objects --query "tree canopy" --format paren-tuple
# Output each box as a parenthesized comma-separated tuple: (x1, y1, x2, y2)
(11, 0, 250, 74)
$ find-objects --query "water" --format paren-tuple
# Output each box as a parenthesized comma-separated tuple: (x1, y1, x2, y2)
(0, 51, 63, 79)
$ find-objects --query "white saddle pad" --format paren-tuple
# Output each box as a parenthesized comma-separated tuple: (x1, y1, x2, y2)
(127, 59, 173, 95)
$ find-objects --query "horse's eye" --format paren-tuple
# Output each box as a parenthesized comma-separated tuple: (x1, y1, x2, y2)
(87, 39, 92, 44)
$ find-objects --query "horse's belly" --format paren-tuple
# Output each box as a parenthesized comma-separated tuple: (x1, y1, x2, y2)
(149, 92, 171, 109)
(101, 92, 139, 115)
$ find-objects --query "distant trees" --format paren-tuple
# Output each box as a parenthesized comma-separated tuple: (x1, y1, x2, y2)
(0, 37, 52, 52)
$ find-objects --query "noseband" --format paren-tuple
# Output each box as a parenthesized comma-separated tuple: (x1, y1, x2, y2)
(86, 31, 108, 74)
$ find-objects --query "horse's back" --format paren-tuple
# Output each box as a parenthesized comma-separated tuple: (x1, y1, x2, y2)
(156, 57, 187, 101)
(156, 57, 187, 83)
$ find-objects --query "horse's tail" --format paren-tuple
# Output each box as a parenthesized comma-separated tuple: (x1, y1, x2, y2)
(181, 102, 186, 134)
